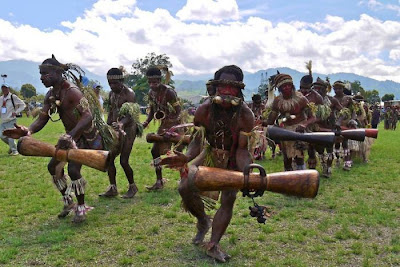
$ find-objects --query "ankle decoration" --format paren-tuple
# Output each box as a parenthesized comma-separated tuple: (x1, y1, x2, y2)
(344, 161, 352, 167)
(62, 195, 73, 206)
(66, 177, 87, 196)
(75, 204, 93, 216)
(52, 174, 68, 191)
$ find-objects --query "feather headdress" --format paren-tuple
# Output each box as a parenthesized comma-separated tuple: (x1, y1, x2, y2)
(305, 60, 312, 76)
(156, 65, 173, 84)
(300, 60, 313, 89)
(39, 54, 85, 85)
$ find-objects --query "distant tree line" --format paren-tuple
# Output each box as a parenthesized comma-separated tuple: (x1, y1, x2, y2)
(5, 83, 45, 104)
(346, 80, 397, 104)
(255, 73, 397, 105)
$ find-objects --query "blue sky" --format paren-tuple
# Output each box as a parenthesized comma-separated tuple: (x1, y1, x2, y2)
(1, 0, 399, 30)
(0, 0, 400, 82)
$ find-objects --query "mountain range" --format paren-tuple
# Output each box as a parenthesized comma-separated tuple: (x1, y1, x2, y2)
(1, 60, 399, 103)
(174, 67, 400, 102)
(0, 60, 108, 95)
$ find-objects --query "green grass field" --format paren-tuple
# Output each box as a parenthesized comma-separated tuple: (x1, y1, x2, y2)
(0, 116, 399, 266)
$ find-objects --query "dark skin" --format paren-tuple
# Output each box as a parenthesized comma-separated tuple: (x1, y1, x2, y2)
(263, 83, 315, 170)
(314, 84, 343, 176)
(249, 99, 265, 124)
(314, 84, 343, 129)
(333, 87, 352, 107)
(353, 101, 368, 127)
(333, 86, 354, 168)
(143, 77, 181, 190)
(206, 83, 216, 96)
(299, 86, 324, 169)
(161, 72, 254, 262)
(102, 79, 138, 198)
(265, 84, 314, 128)
(314, 84, 343, 126)
(23, 66, 94, 206)
(300, 87, 324, 106)
(143, 78, 181, 126)
(249, 98, 268, 159)
(333, 87, 354, 126)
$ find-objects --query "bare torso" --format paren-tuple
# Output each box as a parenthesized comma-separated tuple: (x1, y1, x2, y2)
(107, 86, 136, 126)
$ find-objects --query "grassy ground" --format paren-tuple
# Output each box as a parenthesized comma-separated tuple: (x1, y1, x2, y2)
(0, 116, 399, 266)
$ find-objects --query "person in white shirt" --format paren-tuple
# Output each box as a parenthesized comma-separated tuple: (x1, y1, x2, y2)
(0, 83, 26, 155)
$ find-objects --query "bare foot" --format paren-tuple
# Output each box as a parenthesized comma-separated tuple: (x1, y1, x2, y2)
(192, 217, 212, 245)
(203, 242, 230, 263)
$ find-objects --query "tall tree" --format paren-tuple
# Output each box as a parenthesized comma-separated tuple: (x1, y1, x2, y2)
(29, 94, 45, 104)
(126, 52, 174, 106)
(9, 87, 23, 99)
(129, 76, 150, 107)
(381, 93, 395, 102)
(345, 80, 365, 96)
(364, 89, 380, 104)
(20, 84, 37, 99)
(132, 52, 173, 77)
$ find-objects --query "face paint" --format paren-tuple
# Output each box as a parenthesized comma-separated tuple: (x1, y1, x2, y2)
(215, 85, 240, 108)
(40, 68, 58, 88)
(148, 78, 161, 90)
(216, 85, 240, 97)
(108, 80, 124, 93)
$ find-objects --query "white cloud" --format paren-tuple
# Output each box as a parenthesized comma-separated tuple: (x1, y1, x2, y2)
(389, 49, 400, 60)
(366, 0, 384, 9)
(1, 0, 400, 82)
(361, 0, 400, 15)
(86, 0, 136, 17)
(387, 4, 400, 15)
(176, 0, 239, 23)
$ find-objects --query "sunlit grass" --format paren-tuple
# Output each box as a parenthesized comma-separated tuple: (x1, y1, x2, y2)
(0, 117, 399, 266)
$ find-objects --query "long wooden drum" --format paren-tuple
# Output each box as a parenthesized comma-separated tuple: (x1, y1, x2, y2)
(17, 136, 110, 172)
(187, 165, 319, 198)
(146, 133, 191, 144)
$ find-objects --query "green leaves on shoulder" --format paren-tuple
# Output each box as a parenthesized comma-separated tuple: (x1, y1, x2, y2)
(119, 102, 140, 120)
(307, 102, 317, 114)
(118, 102, 143, 137)
(307, 102, 331, 120)
(339, 107, 352, 120)
(316, 104, 331, 120)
